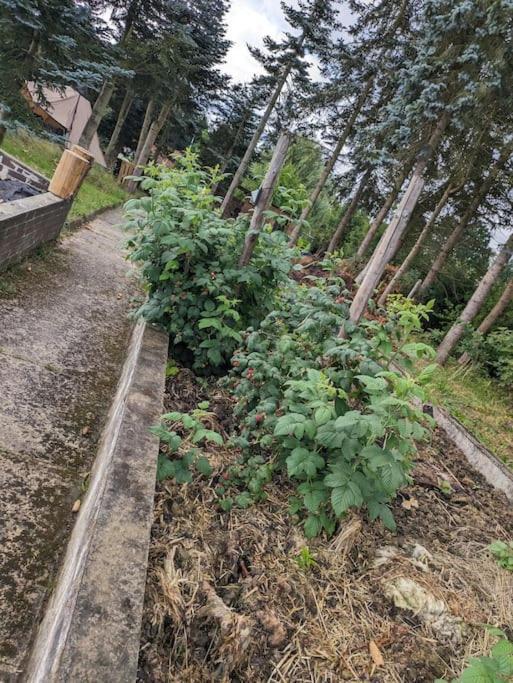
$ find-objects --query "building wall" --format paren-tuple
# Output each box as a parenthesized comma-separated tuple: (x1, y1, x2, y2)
(0, 193, 70, 270)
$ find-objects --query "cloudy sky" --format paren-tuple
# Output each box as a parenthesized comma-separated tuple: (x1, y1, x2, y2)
(222, 1, 353, 83)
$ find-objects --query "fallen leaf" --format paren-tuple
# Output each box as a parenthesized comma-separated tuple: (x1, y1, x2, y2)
(72, 499, 81, 513)
(369, 640, 384, 667)
(401, 496, 419, 510)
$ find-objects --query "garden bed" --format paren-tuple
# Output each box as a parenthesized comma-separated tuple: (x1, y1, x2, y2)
(138, 368, 513, 683)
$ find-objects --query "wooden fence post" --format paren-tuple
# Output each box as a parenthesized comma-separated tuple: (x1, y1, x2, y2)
(239, 130, 291, 267)
(49, 148, 92, 199)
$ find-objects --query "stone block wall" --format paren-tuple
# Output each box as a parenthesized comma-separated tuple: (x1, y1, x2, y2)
(0, 193, 70, 270)
(0, 151, 49, 192)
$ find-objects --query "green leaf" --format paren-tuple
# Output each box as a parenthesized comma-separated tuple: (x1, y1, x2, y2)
(198, 317, 223, 331)
(157, 455, 176, 481)
(314, 405, 333, 425)
(304, 514, 322, 539)
(192, 429, 223, 445)
(331, 486, 354, 516)
(195, 456, 213, 476)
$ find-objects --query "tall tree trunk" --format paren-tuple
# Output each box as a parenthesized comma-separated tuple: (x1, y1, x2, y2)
(288, 79, 373, 246)
(77, 2, 137, 150)
(436, 232, 513, 365)
(343, 112, 449, 331)
(104, 86, 135, 166)
(419, 141, 513, 296)
(79, 79, 116, 149)
(126, 101, 172, 192)
(220, 35, 305, 218)
(377, 180, 455, 305)
(239, 131, 291, 266)
(326, 169, 371, 254)
(356, 150, 417, 260)
(458, 277, 513, 364)
(212, 112, 250, 194)
(134, 98, 155, 164)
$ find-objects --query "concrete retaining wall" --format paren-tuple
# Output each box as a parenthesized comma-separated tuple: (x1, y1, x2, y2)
(26, 321, 169, 682)
(0, 150, 49, 192)
(0, 192, 70, 269)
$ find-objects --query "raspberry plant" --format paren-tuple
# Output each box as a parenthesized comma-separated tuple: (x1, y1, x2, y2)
(124, 150, 295, 372)
(226, 278, 436, 536)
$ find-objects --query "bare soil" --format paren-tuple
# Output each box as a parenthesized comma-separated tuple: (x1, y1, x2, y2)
(138, 368, 513, 683)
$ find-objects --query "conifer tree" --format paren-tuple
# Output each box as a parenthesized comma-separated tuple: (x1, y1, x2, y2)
(220, 0, 339, 217)
(345, 0, 513, 328)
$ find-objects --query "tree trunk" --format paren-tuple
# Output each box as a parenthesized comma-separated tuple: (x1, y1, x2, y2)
(326, 169, 371, 254)
(436, 232, 513, 365)
(419, 141, 513, 296)
(104, 87, 135, 166)
(77, 0, 138, 150)
(125, 101, 172, 192)
(356, 150, 417, 260)
(221, 35, 305, 218)
(239, 131, 291, 267)
(134, 98, 155, 164)
(343, 112, 449, 331)
(78, 79, 116, 149)
(458, 277, 513, 364)
(212, 113, 250, 194)
(377, 180, 455, 305)
(288, 79, 373, 246)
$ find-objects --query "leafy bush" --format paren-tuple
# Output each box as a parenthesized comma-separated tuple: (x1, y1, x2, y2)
(152, 402, 220, 483)
(124, 150, 295, 372)
(459, 326, 513, 389)
(224, 276, 435, 537)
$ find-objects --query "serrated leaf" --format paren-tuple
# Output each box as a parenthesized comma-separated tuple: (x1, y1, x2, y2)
(304, 514, 322, 538)
(195, 456, 213, 476)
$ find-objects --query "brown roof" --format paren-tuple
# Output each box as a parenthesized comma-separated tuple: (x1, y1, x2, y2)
(26, 83, 107, 167)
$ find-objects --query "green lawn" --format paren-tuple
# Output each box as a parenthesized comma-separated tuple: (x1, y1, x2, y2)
(1, 130, 129, 222)
(426, 362, 513, 467)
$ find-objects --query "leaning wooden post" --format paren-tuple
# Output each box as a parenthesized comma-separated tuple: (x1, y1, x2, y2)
(239, 130, 291, 267)
(49, 147, 93, 199)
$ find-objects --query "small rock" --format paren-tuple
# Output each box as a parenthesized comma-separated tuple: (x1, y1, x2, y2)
(81, 425, 90, 436)
(72, 499, 81, 513)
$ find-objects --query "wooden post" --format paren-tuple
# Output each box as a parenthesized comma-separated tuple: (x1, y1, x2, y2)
(49, 149, 91, 199)
(118, 159, 136, 185)
(239, 131, 291, 267)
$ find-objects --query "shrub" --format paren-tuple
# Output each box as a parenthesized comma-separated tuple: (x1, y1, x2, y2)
(124, 150, 295, 372)
(224, 275, 436, 536)
(459, 326, 513, 389)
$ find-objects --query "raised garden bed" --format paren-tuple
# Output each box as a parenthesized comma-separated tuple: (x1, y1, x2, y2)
(137, 368, 513, 683)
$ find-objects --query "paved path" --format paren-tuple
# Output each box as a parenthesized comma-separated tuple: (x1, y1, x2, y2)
(0, 208, 139, 680)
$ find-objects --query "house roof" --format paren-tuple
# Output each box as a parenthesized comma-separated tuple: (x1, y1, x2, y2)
(25, 83, 107, 167)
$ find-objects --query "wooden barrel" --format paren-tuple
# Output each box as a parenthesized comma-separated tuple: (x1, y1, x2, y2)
(49, 149, 91, 199)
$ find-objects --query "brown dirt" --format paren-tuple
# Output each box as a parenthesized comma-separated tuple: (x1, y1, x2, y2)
(138, 369, 513, 683)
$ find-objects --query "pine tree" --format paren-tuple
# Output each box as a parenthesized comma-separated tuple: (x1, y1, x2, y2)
(0, 0, 115, 125)
(345, 0, 513, 328)
(220, 0, 339, 217)
(289, 0, 414, 246)
(437, 231, 513, 364)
